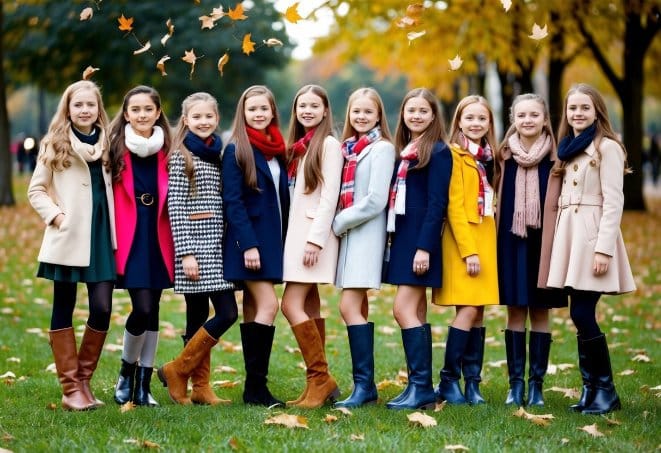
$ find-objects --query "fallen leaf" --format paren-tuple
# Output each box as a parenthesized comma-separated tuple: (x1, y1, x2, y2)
(333, 406, 352, 416)
(45, 363, 57, 373)
(46, 402, 57, 410)
(215, 364, 236, 374)
(6, 357, 20, 363)
(632, 353, 651, 362)
(284, 2, 303, 23)
(228, 3, 248, 21)
(500, 0, 512, 12)
(547, 386, 581, 399)
(379, 326, 396, 335)
(324, 414, 338, 423)
(350, 433, 365, 441)
(212, 379, 240, 388)
(579, 423, 604, 437)
(264, 413, 309, 429)
(434, 400, 446, 412)
(529, 23, 548, 40)
(560, 438, 570, 445)
(407, 30, 426, 43)
(376, 379, 402, 390)
(408, 411, 437, 428)
(133, 41, 151, 55)
(199, 15, 216, 30)
(228, 437, 240, 450)
(448, 54, 463, 71)
(0, 371, 16, 379)
(156, 55, 171, 76)
(513, 407, 554, 426)
(104, 343, 124, 352)
(120, 401, 136, 413)
(142, 440, 160, 449)
(618, 369, 635, 376)
(217, 52, 229, 76)
(242, 33, 256, 55)
(118, 14, 133, 32)
(486, 359, 507, 368)
(603, 416, 621, 426)
(26, 327, 44, 335)
(444, 445, 469, 451)
(80, 7, 93, 21)
(263, 38, 284, 47)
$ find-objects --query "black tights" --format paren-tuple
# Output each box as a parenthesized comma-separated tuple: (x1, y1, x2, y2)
(569, 289, 602, 339)
(184, 290, 238, 340)
(125, 288, 161, 335)
(50, 281, 113, 331)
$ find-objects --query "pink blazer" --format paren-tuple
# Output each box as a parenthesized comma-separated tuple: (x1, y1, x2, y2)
(113, 150, 174, 281)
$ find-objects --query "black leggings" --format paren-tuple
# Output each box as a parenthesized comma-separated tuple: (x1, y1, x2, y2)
(569, 289, 602, 339)
(125, 288, 161, 335)
(184, 290, 238, 340)
(50, 281, 113, 331)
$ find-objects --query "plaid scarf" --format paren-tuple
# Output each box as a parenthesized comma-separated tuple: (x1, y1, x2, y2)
(287, 128, 315, 184)
(459, 132, 494, 217)
(246, 124, 286, 160)
(339, 127, 381, 209)
(386, 140, 419, 232)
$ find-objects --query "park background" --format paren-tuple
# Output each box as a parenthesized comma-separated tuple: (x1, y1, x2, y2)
(0, 1, 659, 451)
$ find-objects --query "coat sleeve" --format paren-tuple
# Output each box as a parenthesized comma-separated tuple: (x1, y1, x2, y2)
(222, 145, 259, 251)
(167, 151, 195, 258)
(27, 145, 62, 226)
(416, 142, 452, 252)
(307, 137, 343, 247)
(447, 150, 478, 258)
(332, 141, 396, 236)
(595, 139, 625, 256)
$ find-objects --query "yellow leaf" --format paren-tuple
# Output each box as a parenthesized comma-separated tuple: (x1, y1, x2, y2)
(448, 54, 463, 71)
(284, 2, 303, 24)
(199, 15, 215, 30)
(324, 414, 338, 423)
(263, 38, 284, 47)
(133, 41, 151, 55)
(579, 423, 604, 437)
(407, 30, 426, 43)
(228, 3, 248, 21)
(529, 23, 548, 40)
(142, 440, 160, 449)
(80, 7, 93, 21)
(156, 55, 170, 76)
(501, 0, 512, 12)
(82, 66, 99, 80)
(118, 14, 133, 32)
(264, 413, 309, 429)
(407, 411, 437, 428)
(120, 401, 136, 413)
(242, 33, 256, 55)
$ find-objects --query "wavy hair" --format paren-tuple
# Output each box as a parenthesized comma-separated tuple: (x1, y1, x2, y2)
(341, 87, 392, 142)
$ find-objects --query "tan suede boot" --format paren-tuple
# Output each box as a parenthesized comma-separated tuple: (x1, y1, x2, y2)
(287, 318, 326, 405)
(190, 349, 231, 405)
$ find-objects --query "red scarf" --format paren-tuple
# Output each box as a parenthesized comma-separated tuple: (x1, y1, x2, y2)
(386, 140, 419, 232)
(459, 132, 493, 217)
(288, 128, 315, 182)
(339, 127, 381, 209)
(247, 124, 286, 160)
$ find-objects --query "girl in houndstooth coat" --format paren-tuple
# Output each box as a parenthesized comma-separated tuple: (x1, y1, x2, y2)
(157, 92, 237, 406)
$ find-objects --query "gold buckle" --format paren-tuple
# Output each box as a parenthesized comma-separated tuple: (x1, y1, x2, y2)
(137, 193, 154, 206)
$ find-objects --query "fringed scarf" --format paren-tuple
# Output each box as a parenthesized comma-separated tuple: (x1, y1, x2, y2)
(460, 132, 494, 217)
(287, 128, 315, 184)
(246, 124, 286, 160)
(338, 127, 381, 209)
(386, 139, 419, 232)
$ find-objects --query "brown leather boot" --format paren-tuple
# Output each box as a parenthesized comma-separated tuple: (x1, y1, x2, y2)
(157, 327, 216, 404)
(49, 328, 94, 411)
(77, 325, 108, 408)
(190, 349, 231, 405)
(289, 319, 339, 409)
(287, 318, 326, 405)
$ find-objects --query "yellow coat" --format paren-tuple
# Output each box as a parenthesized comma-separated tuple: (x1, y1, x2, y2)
(432, 144, 499, 306)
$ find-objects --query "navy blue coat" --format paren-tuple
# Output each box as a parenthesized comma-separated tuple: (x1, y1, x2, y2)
(222, 144, 289, 282)
(383, 141, 452, 287)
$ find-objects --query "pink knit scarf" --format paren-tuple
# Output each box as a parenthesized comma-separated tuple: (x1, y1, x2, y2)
(505, 132, 551, 237)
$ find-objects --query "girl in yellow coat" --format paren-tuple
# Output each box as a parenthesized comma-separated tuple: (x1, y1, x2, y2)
(432, 95, 499, 404)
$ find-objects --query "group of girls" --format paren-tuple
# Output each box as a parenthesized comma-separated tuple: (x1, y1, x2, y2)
(28, 79, 634, 417)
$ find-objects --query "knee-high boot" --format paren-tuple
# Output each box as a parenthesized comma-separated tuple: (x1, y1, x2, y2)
(288, 318, 326, 405)
(504, 329, 526, 406)
(77, 325, 108, 408)
(240, 322, 284, 407)
(463, 327, 486, 404)
(49, 328, 94, 411)
(569, 335, 594, 412)
(289, 319, 339, 409)
(527, 331, 552, 407)
(581, 334, 621, 415)
(436, 326, 470, 404)
(334, 322, 378, 408)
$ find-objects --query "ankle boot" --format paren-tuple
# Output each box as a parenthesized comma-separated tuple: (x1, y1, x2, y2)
(463, 327, 486, 404)
(114, 359, 137, 404)
(527, 331, 552, 407)
(288, 318, 326, 406)
(49, 328, 94, 411)
(289, 319, 339, 409)
(436, 326, 470, 404)
(504, 329, 526, 406)
(581, 334, 621, 415)
(335, 322, 378, 408)
(134, 366, 159, 406)
(158, 327, 218, 404)
(387, 324, 436, 410)
(240, 322, 284, 407)
(77, 324, 108, 408)
(569, 335, 594, 412)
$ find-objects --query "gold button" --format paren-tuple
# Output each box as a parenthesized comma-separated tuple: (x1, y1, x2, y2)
(573, 180, 578, 186)
(573, 164, 578, 171)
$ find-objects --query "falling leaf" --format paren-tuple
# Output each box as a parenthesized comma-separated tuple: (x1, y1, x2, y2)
(408, 411, 437, 428)
(333, 406, 352, 416)
(529, 23, 548, 40)
(263, 38, 284, 47)
(161, 19, 174, 46)
(118, 14, 134, 32)
(500, 0, 512, 12)
(199, 15, 216, 30)
(284, 2, 303, 23)
(579, 423, 604, 437)
(242, 34, 256, 55)
(80, 7, 93, 21)
(156, 55, 170, 76)
(133, 41, 152, 55)
(264, 413, 309, 429)
(211, 7, 225, 20)
(182, 49, 197, 78)
(445, 445, 469, 452)
(350, 434, 365, 441)
(407, 30, 426, 43)
(82, 66, 99, 80)
(217, 52, 229, 76)
(324, 414, 338, 423)
(228, 3, 248, 21)
(618, 369, 635, 376)
(449, 54, 463, 71)
(632, 353, 651, 362)
(120, 401, 136, 413)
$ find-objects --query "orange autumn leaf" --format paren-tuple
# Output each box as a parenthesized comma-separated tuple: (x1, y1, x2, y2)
(228, 3, 248, 21)
(199, 15, 215, 30)
(217, 52, 229, 76)
(161, 18, 174, 46)
(182, 49, 197, 79)
(284, 2, 303, 24)
(156, 55, 170, 76)
(82, 66, 99, 80)
(118, 14, 133, 32)
(242, 33, 256, 55)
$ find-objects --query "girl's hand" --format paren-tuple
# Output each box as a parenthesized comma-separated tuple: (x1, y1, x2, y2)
(303, 242, 321, 267)
(52, 213, 64, 228)
(182, 255, 200, 281)
(593, 252, 611, 276)
(412, 249, 430, 275)
(465, 254, 480, 276)
(244, 247, 261, 271)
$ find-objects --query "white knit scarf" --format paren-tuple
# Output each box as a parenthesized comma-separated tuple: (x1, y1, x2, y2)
(124, 123, 164, 158)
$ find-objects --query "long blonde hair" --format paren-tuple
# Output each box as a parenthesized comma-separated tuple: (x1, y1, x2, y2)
(448, 95, 497, 152)
(341, 87, 392, 142)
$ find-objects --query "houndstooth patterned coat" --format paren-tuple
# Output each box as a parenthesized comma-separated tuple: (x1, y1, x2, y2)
(168, 150, 234, 293)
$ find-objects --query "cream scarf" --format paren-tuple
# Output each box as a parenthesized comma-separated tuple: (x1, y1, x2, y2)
(68, 128, 104, 162)
(124, 123, 164, 157)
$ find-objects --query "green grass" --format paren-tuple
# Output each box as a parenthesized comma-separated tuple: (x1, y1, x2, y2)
(0, 175, 659, 452)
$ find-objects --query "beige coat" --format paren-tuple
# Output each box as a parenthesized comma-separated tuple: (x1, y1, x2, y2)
(28, 131, 117, 267)
(283, 136, 343, 283)
(545, 138, 635, 294)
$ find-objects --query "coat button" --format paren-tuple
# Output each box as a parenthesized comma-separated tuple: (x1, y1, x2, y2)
(590, 160, 596, 167)
(573, 180, 578, 186)
(573, 164, 578, 171)
(574, 208, 578, 213)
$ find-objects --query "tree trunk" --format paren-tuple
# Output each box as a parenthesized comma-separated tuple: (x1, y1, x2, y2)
(0, 1, 16, 206)
(548, 10, 566, 131)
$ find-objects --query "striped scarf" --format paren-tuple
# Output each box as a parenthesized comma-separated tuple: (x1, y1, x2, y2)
(339, 127, 381, 209)
(386, 140, 419, 232)
(460, 132, 493, 217)
(287, 128, 315, 185)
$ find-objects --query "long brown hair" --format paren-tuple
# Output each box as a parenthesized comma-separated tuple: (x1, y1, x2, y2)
(448, 95, 497, 152)
(171, 92, 220, 196)
(229, 85, 280, 190)
(108, 85, 172, 181)
(341, 87, 392, 142)
(394, 88, 447, 169)
(39, 80, 110, 171)
(286, 84, 334, 193)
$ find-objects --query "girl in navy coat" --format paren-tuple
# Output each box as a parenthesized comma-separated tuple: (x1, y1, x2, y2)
(222, 85, 289, 407)
(383, 88, 452, 410)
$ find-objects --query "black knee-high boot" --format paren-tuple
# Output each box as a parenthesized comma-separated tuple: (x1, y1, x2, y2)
(463, 327, 486, 404)
(527, 331, 552, 407)
(504, 329, 526, 406)
(240, 322, 284, 407)
(436, 326, 470, 404)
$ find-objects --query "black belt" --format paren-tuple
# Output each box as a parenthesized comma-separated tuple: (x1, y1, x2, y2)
(136, 193, 155, 206)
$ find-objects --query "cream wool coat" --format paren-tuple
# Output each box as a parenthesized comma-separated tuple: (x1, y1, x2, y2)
(283, 136, 344, 283)
(28, 130, 117, 267)
(546, 138, 635, 294)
